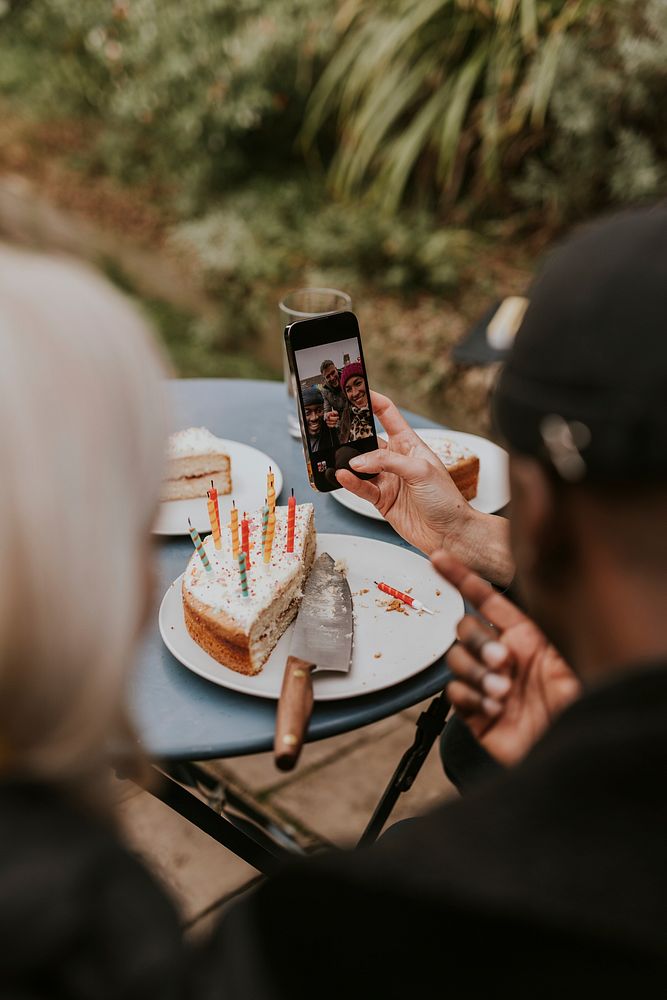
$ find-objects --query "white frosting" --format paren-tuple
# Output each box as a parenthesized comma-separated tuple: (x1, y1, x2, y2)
(183, 503, 313, 633)
(168, 426, 229, 459)
(424, 434, 475, 466)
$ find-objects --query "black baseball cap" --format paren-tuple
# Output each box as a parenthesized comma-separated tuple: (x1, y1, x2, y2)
(493, 203, 667, 483)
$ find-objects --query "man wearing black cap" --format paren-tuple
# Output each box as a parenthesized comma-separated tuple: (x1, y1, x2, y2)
(209, 206, 667, 992)
(301, 382, 339, 454)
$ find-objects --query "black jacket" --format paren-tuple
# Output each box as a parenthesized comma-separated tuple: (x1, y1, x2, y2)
(1, 666, 665, 998)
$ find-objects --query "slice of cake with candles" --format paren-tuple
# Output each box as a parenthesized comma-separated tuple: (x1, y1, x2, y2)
(161, 426, 232, 501)
(182, 496, 316, 676)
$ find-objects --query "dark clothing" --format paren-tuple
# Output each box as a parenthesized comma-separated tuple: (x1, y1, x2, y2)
(308, 422, 338, 455)
(0, 783, 185, 999)
(1, 666, 665, 997)
(221, 664, 667, 996)
(440, 709, 502, 791)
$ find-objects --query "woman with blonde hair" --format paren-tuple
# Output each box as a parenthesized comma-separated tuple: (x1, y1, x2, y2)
(0, 246, 226, 996)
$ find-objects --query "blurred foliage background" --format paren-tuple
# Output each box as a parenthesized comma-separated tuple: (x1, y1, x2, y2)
(0, 0, 665, 429)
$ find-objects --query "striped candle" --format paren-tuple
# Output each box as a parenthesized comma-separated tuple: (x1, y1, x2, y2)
(230, 502, 240, 559)
(207, 490, 222, 550)
(267, 467, 276, 515)
(238, 551, 249, 597)
(241, 512, 251, 569)
(188, 518, 212, 572)
(286, 488, 296, 553)
(264, 508, 276, 564)
(261, 501, 269, 560)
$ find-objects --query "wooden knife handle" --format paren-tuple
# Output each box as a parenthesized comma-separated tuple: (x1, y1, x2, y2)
(274, 656, 315, 771)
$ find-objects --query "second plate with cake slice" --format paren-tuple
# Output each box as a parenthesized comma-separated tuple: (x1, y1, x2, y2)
(331, 428, 510, 520)
(153, 436, 284, 536)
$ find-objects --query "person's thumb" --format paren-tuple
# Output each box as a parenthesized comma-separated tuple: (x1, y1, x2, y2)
(350, 449, 431, 484)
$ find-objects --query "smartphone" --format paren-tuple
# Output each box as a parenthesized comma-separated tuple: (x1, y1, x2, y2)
(284, 310, 379, 492)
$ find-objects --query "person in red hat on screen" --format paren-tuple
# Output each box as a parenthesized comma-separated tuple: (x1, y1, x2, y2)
(338, 361, 375, 445)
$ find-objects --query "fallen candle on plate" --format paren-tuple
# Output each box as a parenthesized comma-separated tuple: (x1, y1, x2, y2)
(374, 580, 434, 615)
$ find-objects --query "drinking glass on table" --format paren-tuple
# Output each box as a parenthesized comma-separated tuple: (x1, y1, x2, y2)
(279, 287, 352, 439)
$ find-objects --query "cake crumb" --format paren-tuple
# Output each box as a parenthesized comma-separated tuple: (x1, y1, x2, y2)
(373, 652, 382, 659)
(334, 558, 348, 575)
(405, 587, 413, 594)
(359, 587, 369, 595)
(386, 598, 409, 615)
(435, 589, 442, 597)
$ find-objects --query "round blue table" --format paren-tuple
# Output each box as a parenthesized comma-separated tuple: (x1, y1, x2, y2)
(127, 378, 455, 872)
(131, 378, 452, 762)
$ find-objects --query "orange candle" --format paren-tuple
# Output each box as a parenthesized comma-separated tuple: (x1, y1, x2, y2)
(207, 488, 222, 550)
(209, 479, 221, 538)
(241, 511, 251, 569)
(286, 488, 296, 553)
(230, 501, 240, 559)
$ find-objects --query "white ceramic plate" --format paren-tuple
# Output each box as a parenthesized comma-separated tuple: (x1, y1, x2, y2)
(330, 428, 509, 521)
(158, 532, 463, 701)
(152, 439, 284, 536)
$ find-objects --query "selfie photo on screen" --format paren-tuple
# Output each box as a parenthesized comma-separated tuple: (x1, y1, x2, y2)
(294, 335, 376, 491)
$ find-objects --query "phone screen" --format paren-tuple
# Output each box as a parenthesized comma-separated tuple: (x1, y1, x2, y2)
(286, 312, 378, 492)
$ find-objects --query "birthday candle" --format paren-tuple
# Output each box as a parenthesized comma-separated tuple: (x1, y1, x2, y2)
(230, 501, 240, 559)
(188, 518, 212, 572)
(241, 512, 251, 569)
(267, 466, 276, 515)
(209, 480, 221, 542)
(261, 501, 269, 560)
(206, 489, 222, 550)
(238, 551, 249, 597)
(374, 580, 434, 615)
(264, 508, 276, 564)
(286, 488, 296, 553)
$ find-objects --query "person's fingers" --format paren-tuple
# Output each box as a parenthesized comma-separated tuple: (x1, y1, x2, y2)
(335, 468, 382, 505)
(431, 550, 523, 630)
(448, 642, 512, 699)
(349, 448, 432, 484)
(446, 680, 503, 720)
(370, 391, 421, 442)
(456, 616, 513, 672)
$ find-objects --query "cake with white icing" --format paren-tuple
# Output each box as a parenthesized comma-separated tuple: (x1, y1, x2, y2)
(182, 503, 316, 675)
(161, 427, 232, 501)
(426, 435, 479, 501)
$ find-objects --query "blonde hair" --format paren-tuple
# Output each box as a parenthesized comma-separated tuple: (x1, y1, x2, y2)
(0, 246, 168, 791)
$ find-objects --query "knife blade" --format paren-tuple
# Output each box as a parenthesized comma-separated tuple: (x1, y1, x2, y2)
(274, 553, 353, 771)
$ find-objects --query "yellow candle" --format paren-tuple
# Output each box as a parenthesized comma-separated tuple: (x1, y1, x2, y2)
(230, 501, 240, 559)
(267, 467, 276, 515)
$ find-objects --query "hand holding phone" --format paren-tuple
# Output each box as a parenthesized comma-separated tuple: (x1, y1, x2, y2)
(284, 311, 378, 492)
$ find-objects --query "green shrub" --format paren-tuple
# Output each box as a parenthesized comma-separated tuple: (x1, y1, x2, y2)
(0, 0, 334, 212)
(514, 0, 667, 221)
(304, 0, 666, 219)
(173, 177, 476, 295)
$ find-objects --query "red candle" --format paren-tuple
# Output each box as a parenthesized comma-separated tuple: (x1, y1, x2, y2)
(241, 512, 251, 569)
(286, 488, 296, 553)
(374, 580, 434, 615)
